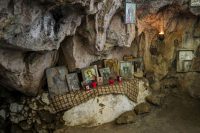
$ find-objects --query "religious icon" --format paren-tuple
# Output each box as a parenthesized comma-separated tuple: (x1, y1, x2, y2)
(66, 73, 80, 92)
(177, 50, 195, 72)
(81, 65, 98, 82)
(179, 50, 194, 60)
(125, 2, 136, 24)
(99, 67, 111, 84)
(97, 77, 103, 86)
(46, 66, 69, 97)
(85, 85, 90, 91)
(183, 60, 192, 72)
(133, 57, 144, 72)
(81, 80, 90, 89)
(104, 59, 119, 77)
(191, 0, 200, 6)
(119, 61, 133, 79)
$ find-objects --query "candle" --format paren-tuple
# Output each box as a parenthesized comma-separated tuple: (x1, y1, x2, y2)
(91, 81, 97, 88)
(109, 79, 115, 85)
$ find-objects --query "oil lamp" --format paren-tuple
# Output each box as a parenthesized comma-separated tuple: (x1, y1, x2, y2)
(158, 12, 165, 41)
(158, 31, 165, 41)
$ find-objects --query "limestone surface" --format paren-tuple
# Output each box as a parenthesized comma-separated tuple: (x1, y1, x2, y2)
(0, 49, 58, 95)
(134, 102, 151, 115)
(62, 94, 136, 127)
(115, 111, 137, 124)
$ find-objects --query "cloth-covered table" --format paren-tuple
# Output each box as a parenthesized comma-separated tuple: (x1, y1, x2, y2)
(50, 79, 139, 113)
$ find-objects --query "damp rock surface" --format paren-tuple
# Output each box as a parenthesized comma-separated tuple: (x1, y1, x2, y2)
(0, 49, 58, 96)
(134, 103, 151, 115)
(115, 111, 137, 124)
(0, 110, 6, 120)
(0, 0, 82, 51)
(146, 94, 163, 106)
(10, 103, 24, 113)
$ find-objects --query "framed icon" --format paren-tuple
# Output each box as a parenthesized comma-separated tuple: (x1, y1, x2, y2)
(81, 65, 98, 82)
(66, 73, 80, 92)
(46, 66, 69, 96)
(177, 50, 195, 72)
(191, 0, 200, 7)
(119, 61, 133, 79)
(104, 59, 119, 76)
(125, 2, 136, 24)
(178, 50, 194, 61)
(183, 60, 192, 72)
(97, 77, 103, 86)
(99, 67, 111, 84)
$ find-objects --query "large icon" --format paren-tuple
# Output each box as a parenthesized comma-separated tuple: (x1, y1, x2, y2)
(125, 2, 136, 24)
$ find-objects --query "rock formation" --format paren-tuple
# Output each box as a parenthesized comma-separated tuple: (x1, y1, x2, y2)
(1, 0, 200, 132)
(0, 0, 82, 51)
(0, 0, 200, 97)
(0, 49, 58, 95)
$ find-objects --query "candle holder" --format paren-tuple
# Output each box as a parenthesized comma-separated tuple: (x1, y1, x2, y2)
(109, 79, 115, 85)
(97, 77, 103, 86)
(91, 81, 97, 88)
(117, 76, 122, 83)
(85, 85, 90, 91)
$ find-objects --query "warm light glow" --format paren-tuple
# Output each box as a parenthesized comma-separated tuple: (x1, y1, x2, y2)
(159, 31, 164, 35)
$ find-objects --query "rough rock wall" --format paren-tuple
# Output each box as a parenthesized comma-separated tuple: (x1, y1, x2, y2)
(0, 0, 82, 51)
(0, 49, 58, 95)
(140, 8, 198, 79)
(61, 35, 135, 72)
(1, 0, 200, 95)
(135, 1, 200, 97)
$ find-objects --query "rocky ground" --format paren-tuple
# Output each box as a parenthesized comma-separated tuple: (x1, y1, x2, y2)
(55, 88, 200, 133)
(0, 88, 64, 133)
